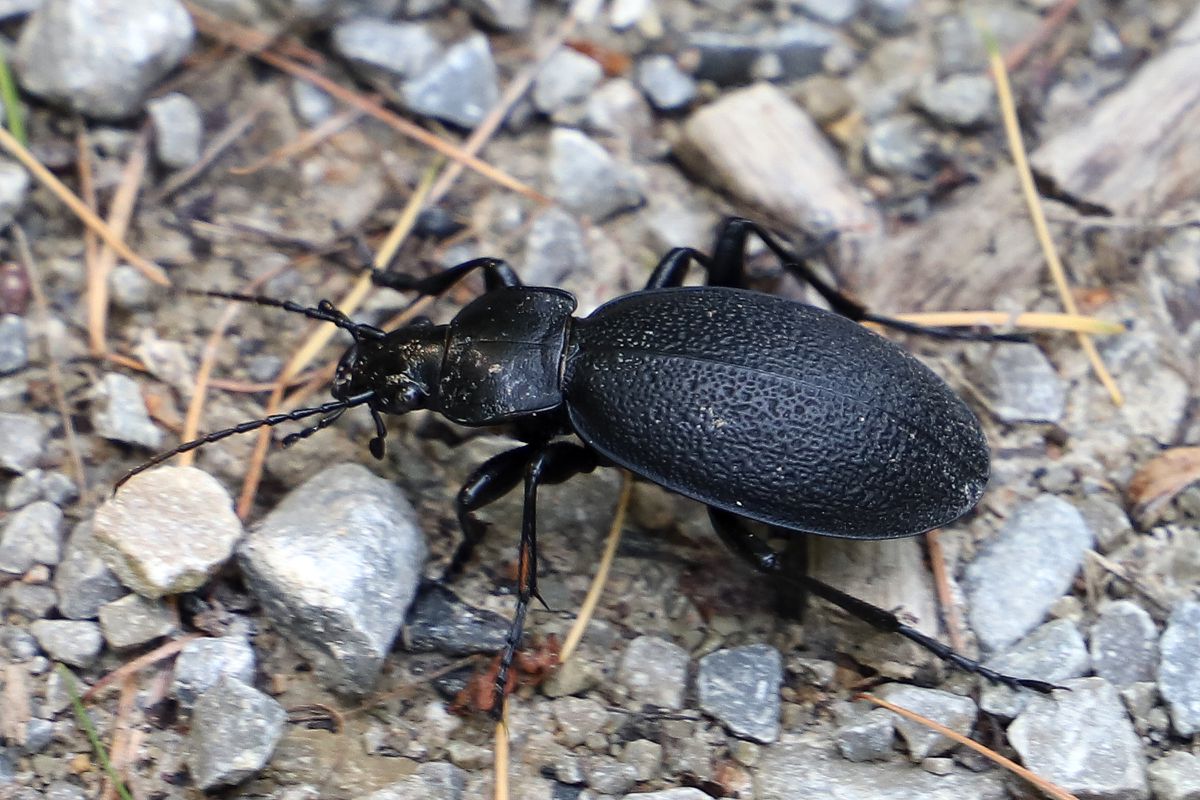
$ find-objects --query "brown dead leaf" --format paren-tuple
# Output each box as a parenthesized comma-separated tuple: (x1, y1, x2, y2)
(1128, 447, 1200, 525)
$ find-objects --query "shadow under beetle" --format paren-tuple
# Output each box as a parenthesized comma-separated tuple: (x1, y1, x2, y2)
(121, 217, 1056, 709)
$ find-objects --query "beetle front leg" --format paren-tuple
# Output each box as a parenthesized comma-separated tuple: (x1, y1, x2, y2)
(708, 509, 1060, 693)
(372, 256, 522, 298)
(448, 444, 539, 582)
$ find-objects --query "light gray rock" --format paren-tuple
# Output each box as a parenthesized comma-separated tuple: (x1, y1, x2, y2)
(875, 684, 976, 760)
(365, 761, 466, 800)
(88, 373, 163, 449)
(1091, 600, 1157, 688)
(0, 413, 47, 473)
(401, 583, 507, 655)
(188, 676, 286, 791)
(865, 0, 917, 32)
(617, 635, 688, 710)
(636, 55, 697, 111)
(331, 18, 440, 82)
(402, 33, 498, 128)
(54, 521, 125, 619)
(93, 466, 243, 598)
(866, 114, 938, 178)
(799, 0, 858, 25)
(460, 0, 530, 31)
(238, 463, 425, 694)
(5, 583, 57, 618)
(171, 635, 257, 707)
(697, 644, 783, 744)
(1008, 678, 1148, 800)
(971, 343, 1064, 423)
(964, 495, 1093, 653)
(980, 618, 1090, 718)
(917, 73, 995, 128)
(553, 697, 608, 747)
(549, 127, 642, 221)
(1148, 752, 1200, 800)
(586, 756, 638, 795)
(0, 501, 64, 574)
(836, 707, 895, 762)
(522, 207, 589, 287)
(30, 619, 103, 667)
(533, 49, 603, 114)
(13, 0, 194, 119)
(98, 593, 177, 649)
(623, 789, 712, 800)
(0, 314, 28, 373)
(1159, 601, 1200, 736)
(146, 92, 203, 168)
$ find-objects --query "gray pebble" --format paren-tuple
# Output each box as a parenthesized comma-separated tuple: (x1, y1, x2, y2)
(460, 0, 530, 31)
(44, 782, 89, 800)
(687, 23, 833, 87)
(635, 55, 697, 111)
(1159, 601, 1200, 736)
(586, 756, 638, 796)
(1008, 678, 1149, 800)
(38, 471, 79, 507)
(98, 593, 177, 649)
(13, 0, 194, 120)
(554, 696, 608, 747)
(523, 207, 590, 287)
(696, 644, 783, 744)
(88, 372, 163, 449)
(0, 413, 47, 473)
(933, 10, 1039, 74)
(617, 635, 688, 710)
(94, 466, 243, 598)
(0, 161, 30, 229)
(4, 470, 41, 509)
(549, 127, 642, 221)
(864, 0, 917, 33)
(108, 264, 156, 312)
(875, 684, 976, 761)
(0, 314, 28, 374)
(402, 33, 499, 129)
(332, 18, 440, 82)
(188, 676, 286, 791)
(4, 583, 57, 618)
(1088, 20, 1125, 64)
(917, 73, 995, 128)
(172, 635, 257, 708)
(54, 521, 125, 619)
(291, 78, 335, 125)
(971, 343, 1064, 423)
(1077, 495, 1134, 553)
(622, 738, 662, 781)
(1148, 752, 1200, 800)
(146, 92, 202, 168)
(0, 500, 64, 574)
(866, 114, 939, 178)
(30, 619, 103, 667)
(1091, 601, 1158, 688)
(533, 49, 603, 114)
(609, 0, 651, 29)
(1, 625, 39, 660)
(980, 618, 1089, 718)
(964, 494, 1093, 653)
(836, 707, 895, 762)
(239, 463, 425, 694)
(366, 761, 467, 800)
(798, 0, 858, 25)
(622, 791, 712, 800)
(401, 583, 507, 655)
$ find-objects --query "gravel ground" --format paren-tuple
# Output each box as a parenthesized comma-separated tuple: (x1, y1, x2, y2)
(1, 0, 1199, 798)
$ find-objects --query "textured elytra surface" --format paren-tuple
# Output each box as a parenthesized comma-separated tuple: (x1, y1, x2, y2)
(564, 287, 988, 538)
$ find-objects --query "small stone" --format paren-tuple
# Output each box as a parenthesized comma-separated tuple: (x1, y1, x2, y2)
(1008, 678, 1148, 800)
(239, 463, 425, 694)
(635, 55, 696, 111)
(13, 0, 194, 120)
(971, 344, 1064, 423)
(622, 739, 663, 781)
(609, 0, 651, 30)
(366, 761, 467, 800)
(1089, 20, 1125, 64)
(964, 495, 1093, 653)
(5, 583, 57, 618)
(866, 114, 939, 178)
(54, 521, 125, 620)
(1148, 752, 1200, 800)
(522, 207, 590, 287)
(188, 676, 286, 791)
(0, 413, 47, 473)
(696, 644, 783, 744)
(0, 314, 28, 374)
(291, 79, 334, 125)
(585, 756, 638, 796)
(98, 593, 177, 649)
(836, 707, 895, 762)
(331, 18, 440, 82)
(917, 73, 994, 128)
(446, 740, 491, 770)
(798, 0, 858, 25)
(532, 49, 603, 114)
(44, 782, 88, 800)
(93, 466, 243, 598)
(30, 619, 103, 667)
(22, 718, 54, 755)
(617, 635, 688, 710)
(460, 0, 531, 31)
(875, 684, 976, 761)
(622, 791, 713, 800)
(548, 127, 642, 221)
(146, 92, 202, 168)
(542, 652, 601, 697)
(4, 470, 41, 509)
(864, 0, 917, 32)
(0, 159, 30, 229)
(980, 618, 1090, 718)
(1159, 601, 1200, 736)
(88, 372, 163, 449)
(1091, 601, 1157, 688)
(1077, 495, 1134, 553)
(553, 697, 608, 747)
(403, 33, 499, 129)
(172, 635, 257, 708)
(402, 583, 507, 655)
(107, 264, 155, 312)
(793, 74, 853, 124)
(1, 626, 39, 660)
(0, 501, 64, 574)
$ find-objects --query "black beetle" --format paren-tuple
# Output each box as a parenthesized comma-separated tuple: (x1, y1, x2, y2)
(121, 217, 1053, 707)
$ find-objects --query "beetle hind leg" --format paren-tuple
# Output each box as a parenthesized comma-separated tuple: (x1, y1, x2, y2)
(708, 508, 1060, 693)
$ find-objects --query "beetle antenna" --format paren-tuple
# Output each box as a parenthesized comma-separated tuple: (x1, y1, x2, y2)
(114, 391, 376, 491)
(280, 407, 348, 448)
(184, 289, 386, 340)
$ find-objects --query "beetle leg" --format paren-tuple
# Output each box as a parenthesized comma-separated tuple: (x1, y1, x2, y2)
(449, 445, 540, 582)
(642, 247, 712, 289)
(372, 257, 522, 297)
(708, 508, 1061, 694)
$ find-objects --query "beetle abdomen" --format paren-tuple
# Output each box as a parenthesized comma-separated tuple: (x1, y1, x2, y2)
(564, 287, 988, 538)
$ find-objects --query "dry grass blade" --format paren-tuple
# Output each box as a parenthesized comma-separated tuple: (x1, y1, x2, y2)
(560, 472, 631, 664)
(82, 634, 203, 701)
(859, 693, 1080, 800)
(1127, 447, 1200, 525)
(228, 105, 365, 176)
(57, 665, 135, 800)
(888, 310, 1123, 335)
(494, 702, 510, 800)
(184, 1, 548, 204)
(154, 103, 263, 200)
(0, 125, 167, 285)
(924, 530, 966, 652)
(987, 40, 1122, 405)
(1003, 0, 1082, 71)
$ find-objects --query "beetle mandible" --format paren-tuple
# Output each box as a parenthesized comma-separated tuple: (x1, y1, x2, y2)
(121, 217, 1054, 708)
